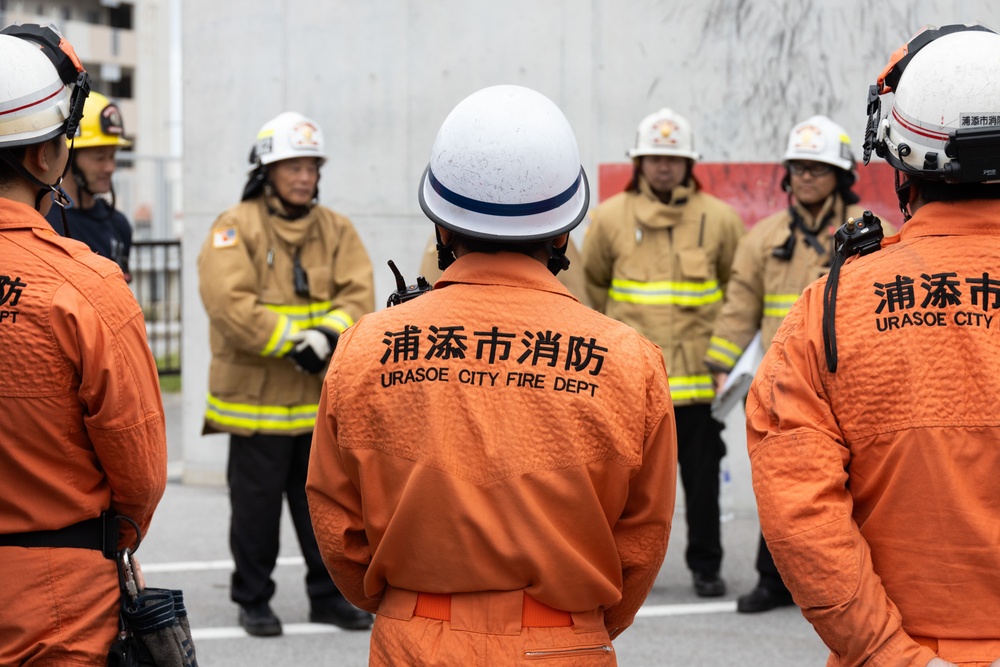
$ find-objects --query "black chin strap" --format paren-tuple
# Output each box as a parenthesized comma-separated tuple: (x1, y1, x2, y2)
(435, 225, 456, 271)
(546, 240, 570, 276)
(0, 141, 76, 220)
(893, 169, 913, 222)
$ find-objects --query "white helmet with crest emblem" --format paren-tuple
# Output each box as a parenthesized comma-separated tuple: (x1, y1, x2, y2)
(627, 108, 699, 161)
(783, 115, 855, 172)
(251, 111, 326, 167)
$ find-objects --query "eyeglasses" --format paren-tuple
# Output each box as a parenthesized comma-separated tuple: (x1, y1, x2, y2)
(788, 162, 834, 178)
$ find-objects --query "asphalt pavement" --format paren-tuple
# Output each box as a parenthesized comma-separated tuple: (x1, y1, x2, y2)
(151, 391, 828, 666)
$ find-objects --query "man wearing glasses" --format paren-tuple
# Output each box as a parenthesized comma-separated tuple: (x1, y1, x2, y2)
(704, 115, 895, 613)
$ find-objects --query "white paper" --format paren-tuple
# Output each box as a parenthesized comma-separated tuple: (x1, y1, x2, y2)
(710, 330, 764, 421)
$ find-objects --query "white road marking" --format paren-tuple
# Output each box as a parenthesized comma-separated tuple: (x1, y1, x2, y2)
(193, 623, 342, 640)
(143, 556, 305, 573)
(636, 601, 737, 616)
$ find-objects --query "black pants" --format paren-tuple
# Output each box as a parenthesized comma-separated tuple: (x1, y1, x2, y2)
(754, 532, 790, 592)
(675, 404, 725, 575)
(228, 432, 342, 608)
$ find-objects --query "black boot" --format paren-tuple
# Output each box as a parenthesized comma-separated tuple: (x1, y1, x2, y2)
(736, 584, 794, 613)
(239, 603, 283, 636)
(310, 595, 373, 630)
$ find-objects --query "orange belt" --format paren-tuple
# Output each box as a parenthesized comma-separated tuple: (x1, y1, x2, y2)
(912, 636, 1000, 663)
(414, 592, 573, 628)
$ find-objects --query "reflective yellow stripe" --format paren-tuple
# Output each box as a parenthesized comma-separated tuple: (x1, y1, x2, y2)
(205, 393, 318, 432)
(763, 293, 799, 318)
(261, 313, 296, 357)
(319, 308, 354, 334)
(266, 301, 338, 328)
(669, 374, 715, 401)
(706, 336, 743, 369)
(261, 302, 354, 354)
(608, 279, 722, 307)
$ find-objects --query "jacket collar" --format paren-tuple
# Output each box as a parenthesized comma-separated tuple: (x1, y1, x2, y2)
(0, 197, 52, 232)
(791, 193, 845, 234)
(435, 251, 576, 301)
(899, 200, 1000, 240)
(633, 177, 697, 229)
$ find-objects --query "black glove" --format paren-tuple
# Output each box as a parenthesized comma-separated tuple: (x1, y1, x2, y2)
(287, 328, 339, 374)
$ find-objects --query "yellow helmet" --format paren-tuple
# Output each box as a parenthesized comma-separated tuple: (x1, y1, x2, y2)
(71, 91, 132, 149)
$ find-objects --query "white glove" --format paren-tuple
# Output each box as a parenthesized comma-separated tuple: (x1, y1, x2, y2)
(287, 329, 332, 374)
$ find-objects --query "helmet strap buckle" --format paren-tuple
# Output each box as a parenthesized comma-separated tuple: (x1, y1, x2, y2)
(546, 240, 570, 276)
(434, 226, 456, 271)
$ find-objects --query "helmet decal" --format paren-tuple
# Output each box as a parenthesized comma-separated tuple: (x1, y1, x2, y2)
(791, 124, 824, 153)
(100, 103, 125, 137)
(290, 121, 320, 148)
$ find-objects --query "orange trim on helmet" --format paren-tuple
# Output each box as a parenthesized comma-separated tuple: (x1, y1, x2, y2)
(876, 43, 908, 94)
(57, 37, 85, 74)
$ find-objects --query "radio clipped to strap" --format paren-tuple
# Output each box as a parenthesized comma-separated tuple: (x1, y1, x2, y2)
(822, 211, 884, 372)
(386, 259, 433, 307)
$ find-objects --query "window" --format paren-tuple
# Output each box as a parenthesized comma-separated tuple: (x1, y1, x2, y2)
(109, 69, 133, 99)
(109, 3, 131, 29)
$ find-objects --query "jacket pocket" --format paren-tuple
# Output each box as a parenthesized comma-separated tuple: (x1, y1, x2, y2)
(209, 359, 266, 400)
(305, 265, 332, 301)
(676, 248, 709, 281)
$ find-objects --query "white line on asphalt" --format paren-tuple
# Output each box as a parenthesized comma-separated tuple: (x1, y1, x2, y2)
(143, 556, 305, 573)
(193, 623, 343, 640)
(637, 601, 737, 616)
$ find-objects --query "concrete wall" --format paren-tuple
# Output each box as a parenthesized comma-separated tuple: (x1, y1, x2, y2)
(181, 1, 1000, 510)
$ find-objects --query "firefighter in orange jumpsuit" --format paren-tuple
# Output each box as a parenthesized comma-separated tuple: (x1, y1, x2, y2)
(0, 24, 166, 666)
(307, 85, 677, 665)
(747, 25, 1000, 667)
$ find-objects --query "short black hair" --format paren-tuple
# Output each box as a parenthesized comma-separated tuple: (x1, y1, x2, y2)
(452, 234, 551, 258)
(0, 137, 63, 188)
(915, 179, 1000, 203)
(0, 145, 30, 187)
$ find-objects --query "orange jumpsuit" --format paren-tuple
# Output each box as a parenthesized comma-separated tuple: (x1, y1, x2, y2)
(307, 252, 676, 665)
(747, 200, 1000, 667)
(0, 199, 167, 666)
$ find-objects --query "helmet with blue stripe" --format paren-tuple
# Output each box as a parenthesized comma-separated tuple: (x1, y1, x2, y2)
(418, 85, 589, 242)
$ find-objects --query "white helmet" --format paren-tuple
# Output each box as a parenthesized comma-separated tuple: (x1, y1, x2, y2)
(627, 108, 699, 161)
(0, 32, 77, 148)
(418, 85, 589, 242)
(251, 111, 326, 167)
(783, 115, 855, 172)
(865, 25, 1000, 183)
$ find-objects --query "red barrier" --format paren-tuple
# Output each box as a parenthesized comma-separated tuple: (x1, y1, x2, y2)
(597, 162, 904, 230)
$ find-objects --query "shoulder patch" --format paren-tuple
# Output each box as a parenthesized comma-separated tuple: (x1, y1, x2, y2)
(213, 226, 239, 248)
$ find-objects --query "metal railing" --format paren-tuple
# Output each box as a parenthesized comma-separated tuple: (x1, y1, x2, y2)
(131, 239, 181, 376)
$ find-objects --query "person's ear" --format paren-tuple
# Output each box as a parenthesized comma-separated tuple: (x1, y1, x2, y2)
(435, 225, 454, 245)
(552, 233, 569, 249)
(22, 143, 48, 178)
